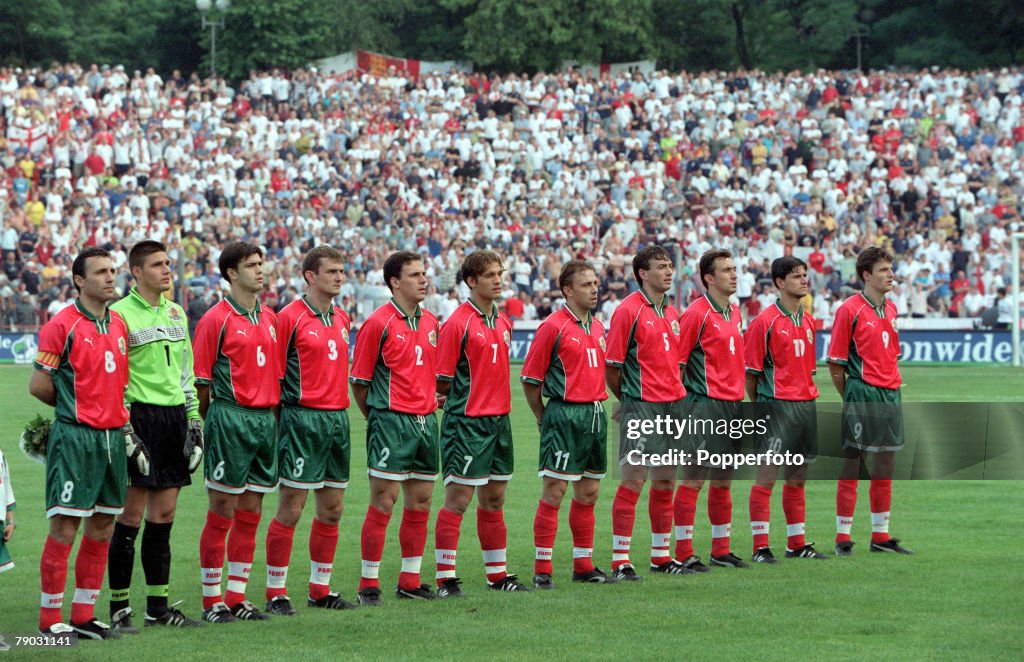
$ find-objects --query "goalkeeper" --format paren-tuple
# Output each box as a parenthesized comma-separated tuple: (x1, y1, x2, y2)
(107, 241, 204, 631)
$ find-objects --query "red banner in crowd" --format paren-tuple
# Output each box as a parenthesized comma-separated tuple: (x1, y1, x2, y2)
(356, 50, 421, 81)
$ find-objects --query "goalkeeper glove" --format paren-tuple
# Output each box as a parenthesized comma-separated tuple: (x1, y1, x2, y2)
(184, 418, 204, 474)
(123, 422, 151, 476)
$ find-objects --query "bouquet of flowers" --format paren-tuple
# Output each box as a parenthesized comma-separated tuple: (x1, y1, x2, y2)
(19, 414, 51, 465)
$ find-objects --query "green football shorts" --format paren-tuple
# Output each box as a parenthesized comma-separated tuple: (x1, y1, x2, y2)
(278, 405, 351, 489)
(440, 412, 513, 486)
(45, 420, 126, 518)
(842, 377, 904, 452)
(538, 399, 608, 481)
(365, 408, 439, 482)
(204, 400, 277, 494)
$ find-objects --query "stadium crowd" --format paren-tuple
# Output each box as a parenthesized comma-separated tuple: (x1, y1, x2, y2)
(2, 62, 1024, 330)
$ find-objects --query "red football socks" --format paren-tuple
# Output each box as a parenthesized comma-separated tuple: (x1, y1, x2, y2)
(783, 484, 806, 550)
(870, 479, 893, 543)
(224, 509, 260, 608)
(611, 485, 640, 570)
(199, 510, 232, 609)
(398, 508, 429, 590)
(265, 518, 295, 601)
(71, 535, 109, 625)
(673, 485, 699, 560)
(308, 518, 339, 600)
(434, 507, 462, 586)
(708, 486, 733, 558)
(477, 507, 508, 584)
(836, 479, 858, 543)
(359, 506, 391, 591)
(39, 536, 71, 630)
(533, 500, 559, 576)
(648, 488, 673, 566)
(749, 484, 773, 552)
(569, 500, 596, 574)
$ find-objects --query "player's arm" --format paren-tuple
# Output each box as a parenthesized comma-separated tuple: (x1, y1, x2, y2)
(351, 383, 369, 419)
(604, 306, 630, 402)
(522, 382, 545, 426)
(605, 365, 623, 400)
(349, 314, 384, 420)
(745, 372, 759, 402)
(825, 305, 851, 399)
(434, 314, 464, 400)
(178, 314, 202, 421)
(28, 369, 57, 406)
(743, 316, 765, 402)
(828, 362, 846, 398)
(197, 383, 210, 419)
(192, 313, 218, 420)
(676, 306, 702, 374)
(520, 322, 557, 425)
(30, 327, 62, 406)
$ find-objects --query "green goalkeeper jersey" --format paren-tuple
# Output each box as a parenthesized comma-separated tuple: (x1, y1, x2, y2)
(110, 287, 200, 420)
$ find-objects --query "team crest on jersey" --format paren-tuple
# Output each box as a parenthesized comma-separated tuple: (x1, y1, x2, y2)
(269, 326, 277, 342)
(806, 328, 813, 343)
(599, 335, 606, 351)
(503, 330, 511, 346)
(428, 329, 437, 347)
(168, 307, 183, 323)
(671, 320, 680, 336)
(891, 318, 898, 332)
(118, 336, 127, 355)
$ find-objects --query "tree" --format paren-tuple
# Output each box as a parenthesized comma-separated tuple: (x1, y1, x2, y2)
(442, 0, 658, 72)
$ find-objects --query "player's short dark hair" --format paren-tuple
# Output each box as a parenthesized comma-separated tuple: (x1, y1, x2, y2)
(632, 245, 672, 283)
(559, 260, 596, 295)
(459, 250, 502, 285)
(128, 240, 167, 272)
(219, 241, 263, 283)
(699, 249, 732, 288)
(383, 251, 423, 292)
(71, 247, 112, 292)
(856, 246, 894, 283)
(771, 256, 808, 289)
(302, 245, 344, 285)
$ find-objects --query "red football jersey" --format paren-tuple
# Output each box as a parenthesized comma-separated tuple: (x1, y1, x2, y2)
(436, 300, 512, 416)
(192, 296, 281, 409)
(34, 301, 130, 429)
(277, 296, 350, 410)
(521, 305, 607, 403)
(605, 290, 686, 403)
(349, 299, 439, 416)
(827, 292, 901, 390)
(744, 301, 820, 401)
(678, 294, 745, 401)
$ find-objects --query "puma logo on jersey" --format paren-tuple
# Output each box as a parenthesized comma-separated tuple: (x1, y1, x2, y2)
(865, 321, 876, 328)
(779, 329, 790, 336)
(83, 337, 95, 346)
(477, 332, 486, 338)
(308, 330, 319, 338)
(713, 323, 721, 330)
(646, 320, 655, 327)
(236, 329, 248, 337)
(570, 337, 581, 344)
(395, 334, 407, 341)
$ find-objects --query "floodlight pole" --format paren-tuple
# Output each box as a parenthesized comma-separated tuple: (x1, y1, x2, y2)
(1013, 233, 1024, 366)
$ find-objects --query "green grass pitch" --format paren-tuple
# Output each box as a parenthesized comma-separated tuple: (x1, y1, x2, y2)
(0, 364, 1021, 660)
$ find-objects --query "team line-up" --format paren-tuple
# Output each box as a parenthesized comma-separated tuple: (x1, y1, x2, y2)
(19, 239, 913, 641)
